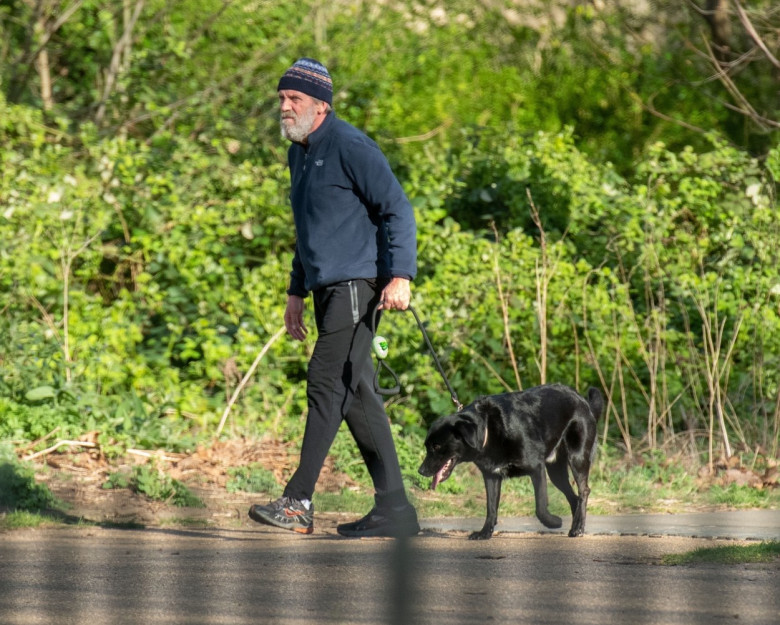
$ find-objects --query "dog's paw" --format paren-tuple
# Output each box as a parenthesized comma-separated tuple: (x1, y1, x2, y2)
(568, 527, 584, 538)
(468, 529, 494, 540)
(539, 514, 563, 529)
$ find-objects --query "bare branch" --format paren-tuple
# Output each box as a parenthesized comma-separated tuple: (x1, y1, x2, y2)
(734, 0, 780, 69)
(394, 119, 453, 144)
(216, 325, 287, 437)
(95, 0, 146, 124)
(702, 36, 780, 130)
(26, 0, 86, 61)
(24, 439, 97, 461)
(630, 91, 712, 136)
(490, 221, 523, 391)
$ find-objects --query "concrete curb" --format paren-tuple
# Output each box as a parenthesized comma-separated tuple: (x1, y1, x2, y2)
(421, 509, 780, 541)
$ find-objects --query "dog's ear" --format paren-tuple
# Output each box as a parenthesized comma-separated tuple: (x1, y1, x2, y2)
(454, 415, 481, 450)
(474, 398, 502, 429)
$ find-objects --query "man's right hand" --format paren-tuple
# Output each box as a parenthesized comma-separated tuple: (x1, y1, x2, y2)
(284, 295, 308, 341)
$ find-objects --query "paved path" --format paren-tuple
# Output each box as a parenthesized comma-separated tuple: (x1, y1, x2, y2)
(423, 509, 780, 541)
(1, 511, 778, 625)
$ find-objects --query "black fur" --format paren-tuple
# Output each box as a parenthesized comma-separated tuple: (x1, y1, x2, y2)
(418, 383, 604, 540)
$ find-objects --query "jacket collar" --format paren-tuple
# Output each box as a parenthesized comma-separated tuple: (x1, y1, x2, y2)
(301, 111, 334, 149)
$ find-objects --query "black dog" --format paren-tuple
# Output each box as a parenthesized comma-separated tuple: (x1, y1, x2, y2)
(419, 383, 604, 540)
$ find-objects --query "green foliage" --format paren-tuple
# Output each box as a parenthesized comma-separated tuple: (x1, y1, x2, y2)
(593, 449, 699, 508)
(1, 1, 779, 478)
(705, 483, 774, 509)
(0, 510, 56, 530)
(103, 464, 204, 508)
(226, 464, 281, 496)
(0, 446, 57, 512)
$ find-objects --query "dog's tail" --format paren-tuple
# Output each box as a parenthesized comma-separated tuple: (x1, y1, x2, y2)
(587, 387, 604, 421)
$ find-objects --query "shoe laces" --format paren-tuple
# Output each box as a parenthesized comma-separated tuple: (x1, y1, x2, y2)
(276, 496, 308, 511)
(270, 496, 294, 509)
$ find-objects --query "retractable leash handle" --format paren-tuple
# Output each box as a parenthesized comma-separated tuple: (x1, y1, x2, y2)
(371, 305, 401, 395)
(370, 303, 463, 411)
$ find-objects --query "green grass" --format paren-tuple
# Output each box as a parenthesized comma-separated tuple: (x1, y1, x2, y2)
(226, 464, 282, 496)
(313, 489, 375, 514)
(0, 510, 58, 530)
(4, 433, 778, 531)
(0, 446, 62, 531)
(705, 483, 775, 508)
(308, 445, 780, 518)
(0, 459, 58, 512)
(662, 541, 780, 565)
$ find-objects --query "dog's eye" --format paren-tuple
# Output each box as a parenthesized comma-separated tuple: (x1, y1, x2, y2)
(432, 444, 441, 452)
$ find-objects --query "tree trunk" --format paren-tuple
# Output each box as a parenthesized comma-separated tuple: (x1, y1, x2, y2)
(704, 0, 732, 63)
(35, 16, 54, 110)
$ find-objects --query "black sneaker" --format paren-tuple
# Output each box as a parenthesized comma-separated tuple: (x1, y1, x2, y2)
(337, 504, 420, 538)
(248, 496, 314, 534)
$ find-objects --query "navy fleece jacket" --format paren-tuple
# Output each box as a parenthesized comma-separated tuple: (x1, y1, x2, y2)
(286, 112, 417, 297)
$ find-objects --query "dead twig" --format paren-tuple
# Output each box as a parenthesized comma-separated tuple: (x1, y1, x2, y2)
(24, 440, 97, 461)
(394, 119, 453, 144)
(127, 449, 180, 463)
(490, 221, 522, 391)
(17, 427, 61, 453)
(216, 325, 287, 437)
(734, 0, 780, 69)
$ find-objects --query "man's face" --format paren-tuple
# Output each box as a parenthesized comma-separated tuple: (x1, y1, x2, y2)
(279, 90, 324, 143)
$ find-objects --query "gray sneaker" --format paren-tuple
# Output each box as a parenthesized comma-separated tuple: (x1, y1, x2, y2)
(249, 496, 314, 534)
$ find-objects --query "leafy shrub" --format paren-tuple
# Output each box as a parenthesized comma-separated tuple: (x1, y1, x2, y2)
(0, 447, 57, 512)
(226, 464, 281, 496)
(103, 464, 204, 508)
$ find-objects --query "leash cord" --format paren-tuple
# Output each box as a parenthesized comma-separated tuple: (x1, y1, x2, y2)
(371, 304, 463, 411)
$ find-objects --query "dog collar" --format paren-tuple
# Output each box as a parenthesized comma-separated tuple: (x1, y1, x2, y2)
(482, 427, 488, 449)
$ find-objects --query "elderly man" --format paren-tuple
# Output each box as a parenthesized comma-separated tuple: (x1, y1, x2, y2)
(248, 58, 420, 538)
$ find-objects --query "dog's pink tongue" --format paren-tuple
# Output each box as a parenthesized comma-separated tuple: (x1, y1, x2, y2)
(430, 472, 441, 491)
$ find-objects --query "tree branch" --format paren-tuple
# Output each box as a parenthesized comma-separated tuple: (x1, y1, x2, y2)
(702, 36, 780, 130)
(95, 0, 146, 124)
(734, 0, 780, 69)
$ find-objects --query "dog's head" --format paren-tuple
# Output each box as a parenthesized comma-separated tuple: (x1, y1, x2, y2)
(418, 408, 485, 490)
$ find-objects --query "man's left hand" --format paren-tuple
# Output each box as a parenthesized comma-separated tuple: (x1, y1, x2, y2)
(379, 277, 411, 311)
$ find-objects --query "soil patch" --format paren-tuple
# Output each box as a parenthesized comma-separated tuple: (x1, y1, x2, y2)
(28, 437, 358, 527)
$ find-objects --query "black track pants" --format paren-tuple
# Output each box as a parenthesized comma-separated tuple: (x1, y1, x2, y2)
(284, 279, 408, 509)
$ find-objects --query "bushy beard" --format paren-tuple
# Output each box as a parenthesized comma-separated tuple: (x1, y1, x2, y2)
(280, 105, 317, 143)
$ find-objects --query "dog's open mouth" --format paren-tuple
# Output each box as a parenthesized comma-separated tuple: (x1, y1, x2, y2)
(431, 458, 456, 490)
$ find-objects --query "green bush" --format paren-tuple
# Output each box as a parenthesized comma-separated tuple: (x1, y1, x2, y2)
(103, 464, 204, 508)
(226, 464, 281, 496)
(1, 2, 779, 471)
(0, 447, 57, 512)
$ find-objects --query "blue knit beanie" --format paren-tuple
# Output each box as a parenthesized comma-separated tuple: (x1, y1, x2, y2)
(277, 58, 333, 105)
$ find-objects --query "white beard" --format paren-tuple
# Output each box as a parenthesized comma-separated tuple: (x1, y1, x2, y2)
(280, 105, 318, 143)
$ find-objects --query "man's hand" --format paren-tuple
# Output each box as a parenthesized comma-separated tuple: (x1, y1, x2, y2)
(284, 295, 308, 341)
(379, 277, 411, 311)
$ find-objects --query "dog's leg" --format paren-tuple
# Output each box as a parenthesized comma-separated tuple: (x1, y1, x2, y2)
(470, 473, 502, 540)
(568, 456, 591, 537)
(546, 453, 578, 517)
(531, 464, 562, 529)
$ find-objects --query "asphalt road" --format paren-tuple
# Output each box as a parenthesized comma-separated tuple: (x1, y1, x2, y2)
(1, 511, 778, 625)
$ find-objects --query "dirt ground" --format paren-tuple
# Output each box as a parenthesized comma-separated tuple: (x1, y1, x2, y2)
(14, 436, 780, 528)
(28, 437, 359, 527)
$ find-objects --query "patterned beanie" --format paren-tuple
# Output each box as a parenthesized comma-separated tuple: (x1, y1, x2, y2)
(277, 58, 333, 105)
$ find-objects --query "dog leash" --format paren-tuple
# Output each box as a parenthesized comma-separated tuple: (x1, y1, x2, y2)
(371, 304, 463, 412)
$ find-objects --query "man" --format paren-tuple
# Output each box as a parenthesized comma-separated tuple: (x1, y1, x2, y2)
(248, 58, 420, 538)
